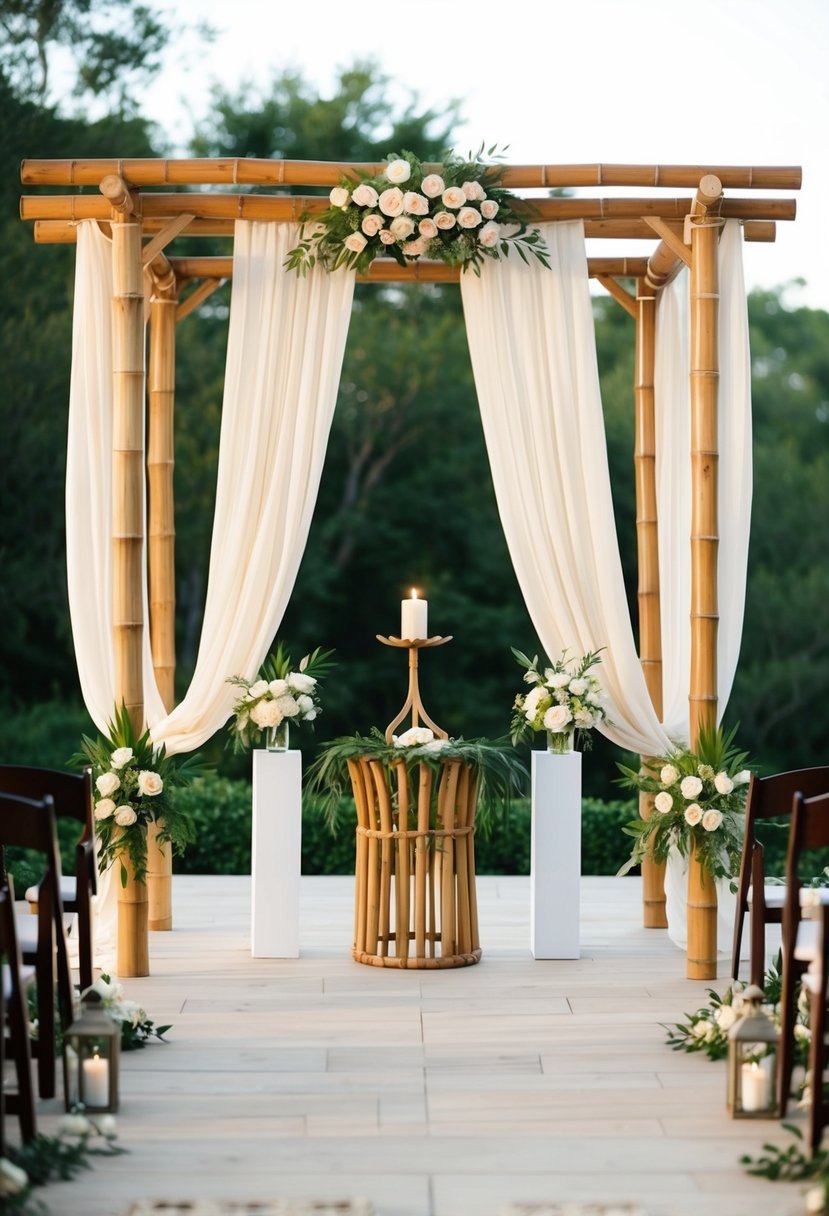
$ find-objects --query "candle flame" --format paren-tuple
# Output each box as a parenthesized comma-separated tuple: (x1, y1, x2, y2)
(410, 588, 418, 600)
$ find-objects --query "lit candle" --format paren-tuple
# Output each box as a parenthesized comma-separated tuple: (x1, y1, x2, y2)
(400, 589, 428, 641)
(740, 1061, 769, 1112)
(82, 1053, 110, 1108)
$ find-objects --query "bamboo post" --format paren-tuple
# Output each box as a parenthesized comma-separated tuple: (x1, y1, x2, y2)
(145, 258, 177, 932)
(687, 175, 723, 981)
(634, 279, 668, 929)
(107, 176, 149, 978)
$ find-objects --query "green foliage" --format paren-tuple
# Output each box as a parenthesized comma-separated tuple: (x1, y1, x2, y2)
(741, 1123, 826, 1184)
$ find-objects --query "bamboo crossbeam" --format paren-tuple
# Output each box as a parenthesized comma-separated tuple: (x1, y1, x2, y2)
(20, 158, 802, 190)
(19, 192, 797, 225)
(175, 277, 226, 322)
(595, 274, 636, 317)
(168, 255, 654, 282)
(141, 214, 195, 266)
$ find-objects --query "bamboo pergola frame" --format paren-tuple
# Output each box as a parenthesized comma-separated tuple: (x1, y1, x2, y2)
(18, 158, 800, 979)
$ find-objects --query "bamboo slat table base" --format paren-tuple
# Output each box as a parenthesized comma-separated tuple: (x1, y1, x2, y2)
(348, 755, 481, 969)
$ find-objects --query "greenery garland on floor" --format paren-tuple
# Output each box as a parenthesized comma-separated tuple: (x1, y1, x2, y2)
(1, 1114, 124, 1214)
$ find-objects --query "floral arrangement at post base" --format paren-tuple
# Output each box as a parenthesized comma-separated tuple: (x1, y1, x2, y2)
(285, 145, 550, 277)
(71, 704, 205, 888)
(616, 722, 752, 883)
(227, 642, 335, 753)
(510, 647, 608, 754)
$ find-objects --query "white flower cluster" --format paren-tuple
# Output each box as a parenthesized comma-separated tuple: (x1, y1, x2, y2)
(85, 974, 148, 1031)
(652, 761, 751, 833)
(329, 157, 504, 262)
(391, 726, 448, 752)
(515, 656, 606, 739)
(0, 1157, 28, 1196)
(233, 670, 320, 738)
(93, 745, 163, 827)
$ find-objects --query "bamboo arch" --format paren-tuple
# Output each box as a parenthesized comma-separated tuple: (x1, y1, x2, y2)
(18, 158, 801, 978)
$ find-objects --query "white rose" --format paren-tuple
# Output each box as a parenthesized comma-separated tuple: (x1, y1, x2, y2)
(344, 232, 367, 254)
(795, 1023, 812, 1043)
(402, 238, 428, 258)
(457, 206, 483, 229)
(379, 229, 396, 245)
(734, 769, 752, 786)
(275, 694, 301, 719)
(806, 1184, 827, 1214)
(361, 213, 384, 237)
(0, 1158, 29, 1195)
(480, 199, 499, 219)
(385, 158, 411, 184)
(402, 191, 429, 216)
(60, 1112, 92, 1136)
(96, 771, 120, 797)
(389, 215, 415, 240)
(715, 1005, 738, 1030)
(441, 185, 466, 209)
(684, 803, 703, 826)
(654, 791, 673, 814)
(547, 672, 571, 690)
(96, 1114, 118, 1138)
(114, 805, 138, 827)
(329, 186, 350, 208)
(522, 686, 548, 722)
(478, 220, 500, 247)
(302, 709, 318, 721)
(94, 798, 116, 821)
(110, 747, 133, 769)
(418, 217, 438, 240)
(297, 694, 315, 715)
(287, 672, 316, 694)
(268, 679, 289, 698)
(568, 677, 588, 696)
(692, 1018, 713, 1039)
(574, 709, 595, 728)
(85, 976, 117, 1000)
(351, 183, 379, 207)
(660, 764, 679, 786)
(461, 180, 486, 200)
(137, 770, 163, 797)
(433, 211, 457, 232)
(714, 772, 734, 795)
(702, 809, 723, 832)
(393, 727, 435, 747)
(420, 173, 445, 198)
(378, 187, 404, 217)
(543, 705, 573, 733)
(250, 699, 281, 728)
(249, 680, 269, 698)
(680, 775, 703, 799)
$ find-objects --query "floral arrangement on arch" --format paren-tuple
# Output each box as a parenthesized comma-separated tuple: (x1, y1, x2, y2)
(510, 647, 608, 752)
(616, 722, 752, 882)
(226, 642, 335, 752)
(285, 145, 550, 277)
(72, 705, 204, 887)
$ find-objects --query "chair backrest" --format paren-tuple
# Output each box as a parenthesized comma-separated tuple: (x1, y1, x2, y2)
(0, 765, 93, 839)
(786, 790, 829, 884)
(746, 767, 829, 830)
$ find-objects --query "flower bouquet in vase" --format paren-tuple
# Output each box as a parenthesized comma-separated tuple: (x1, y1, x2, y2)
(227, 642, 334, 753)
(510, 647, 607, 753)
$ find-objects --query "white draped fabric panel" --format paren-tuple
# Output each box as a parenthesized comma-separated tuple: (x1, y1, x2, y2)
(66, 220, 354, 754)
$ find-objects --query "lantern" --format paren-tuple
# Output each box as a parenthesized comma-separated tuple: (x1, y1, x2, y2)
(63, 990, 120, 1113)
(727, 983, 779, 1118)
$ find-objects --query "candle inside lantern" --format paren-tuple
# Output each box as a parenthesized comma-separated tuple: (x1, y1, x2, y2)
(740, 1060, 769, 1112)
(400, 589, 428, 641)
(82, 1052, 110, 1108)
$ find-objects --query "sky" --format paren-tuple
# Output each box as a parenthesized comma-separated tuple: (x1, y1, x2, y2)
(134, 0, 828, 309)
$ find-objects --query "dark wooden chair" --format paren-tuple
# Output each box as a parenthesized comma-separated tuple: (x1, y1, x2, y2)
(778, 790, 829, 1122)
(0, 765, 96, 990)
(801, 896, 829, 1154)
(0, 877, 37, 1142)
(731, 767, 829, 987)
(0, 791, 73, 1100)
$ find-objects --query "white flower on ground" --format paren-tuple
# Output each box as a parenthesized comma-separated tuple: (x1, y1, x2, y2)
(94, 798, 116, 821)
(543, 705, 572, 733)
(96, 771, 120, 797)
(378, 187, 404, 216)
(385, 158, 411, 184)
(85, 976, 117, 1000)
(684, 803, 703, 826)
(393, 727, 435, 747)
(434, 210, 456, 230)
(441, 185, 466, 209)
(249, 680, 269, 698)
(420, 174, 445, 198)
(352, 183, 379, 208)
(110, 747, 133, 769)
(660, 764, 679, 786)
(96, 1114, 118, 1138)
(251, 699, 281, 729)
(0, 1157, 29, 1195)
(805, 1184, 826, 1214)
(457, 206, 483, 229)
(287, 672, 316, 694)
(692, 1018, 713, 1039)
(480, 199, 499, 219)
(268, 678, 289, 697)
(329, 186, 350, 208)
(715, 1005, 738, 1030)
(115, 805, 138, 827)
(344, 232, 367, 254)
(137, 770, 163, 797)
(680, 775, 703, 799)
(60, 1112, 92, 1136)
(654, 791, 673, 814)
(714, 771, 734, 795)
(478, 221, 500, 248)
(702, 809, 723, 832)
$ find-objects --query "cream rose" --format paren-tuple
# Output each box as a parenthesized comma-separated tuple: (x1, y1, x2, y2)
(250, 699, 281, 728)
(418, 217, 438, 240)
(480, 199, 499, 219)
(433, 210, 456, 230)
(684, 803, 703, 826)
(379, 229, 396, 245)
(402, 238, 428, 258)
(389, 215, 416, 240)
(660, 764, 679, 786)
(266, 679, 287, 698)
(680, 775, 703, 799)
(329, 186, 350, 208)
(137, 770, 163, 797)
(275, 694, 300, 719)
(457, 206, 483, 229)
(734, 769, 752, 786)
(654, 791, 673, 814)
(385, 158, 411, 184)
(378, 187, 404, 217)
(110, 747, 133, 769)
(715, 1005, 738, 1030)
(344, 232, 367, 254)
(114, 805, 138, 827)
(361, 213, 384, 237)
(441, 185, 466, 209)
(352, 183, 379, 207)
(478, 220, 500, 247)
(547, 671, 570, 689)
(94, 798, 116, 821)
(462, 180, 486, 200)
(249, 680, 269, 698)
(420, 173, 445, 198)
(714, 772, 734, 795)
(543, 705, 573, 733)
(96, 771, 120, 797)
(702, 809, 723, 832)
(0, 1158, 29, 1195)
(402, 191, 429, 216)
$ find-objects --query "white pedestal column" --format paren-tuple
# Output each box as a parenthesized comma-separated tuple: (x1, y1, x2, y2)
(530, 750, 582, 959)
(251, 749, 302, 958)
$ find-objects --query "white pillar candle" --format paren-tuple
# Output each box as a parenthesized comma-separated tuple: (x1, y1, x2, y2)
(82, 1053, 110, 1108)
(400, 590, 428, 640)
(740, 1061, 769, 1112)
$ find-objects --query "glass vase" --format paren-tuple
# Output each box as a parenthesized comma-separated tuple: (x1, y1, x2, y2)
(265, 720, 290, 751)
(546, 729, 574, 755)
